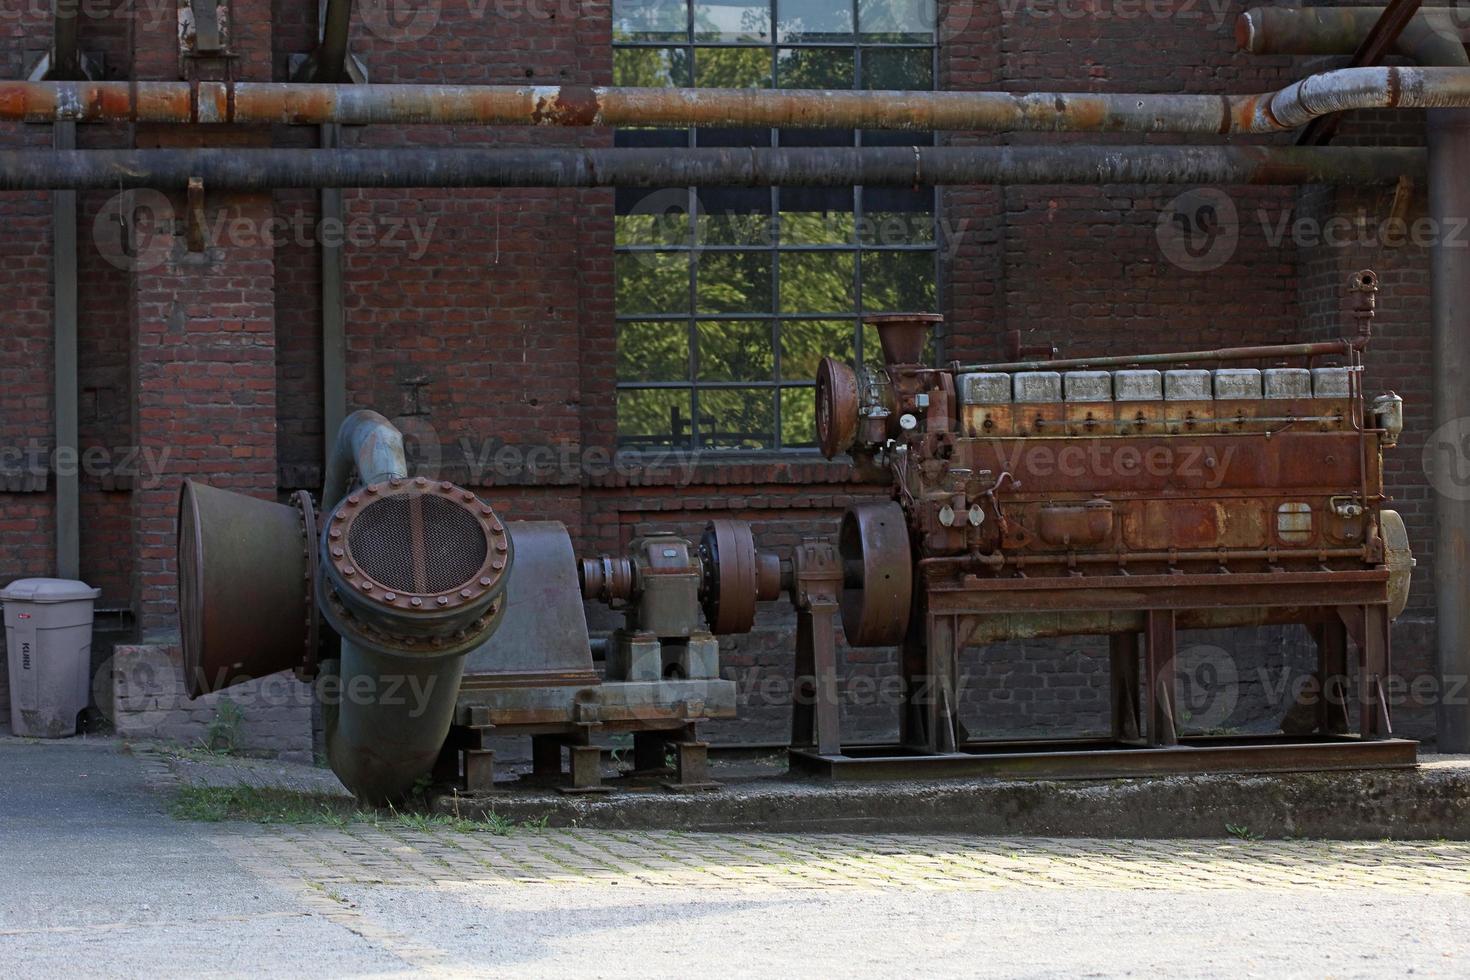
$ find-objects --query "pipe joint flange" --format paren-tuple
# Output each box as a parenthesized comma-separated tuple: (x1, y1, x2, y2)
(319, 477, 514, 652)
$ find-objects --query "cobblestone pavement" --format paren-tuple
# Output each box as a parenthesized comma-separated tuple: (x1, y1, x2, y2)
(224, 824, 1470, 895)
(7, 737, 1470, 977)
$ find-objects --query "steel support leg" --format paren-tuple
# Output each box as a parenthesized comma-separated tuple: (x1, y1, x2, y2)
(1110, 633, 1142, 742)
(1360, 604, 1393, 739)
(791, 599, 841, 755)
(1144, 610, 1179, 747)
(464, 749, 495, 792)
(922, 616, 959, 754)
(567, 745, 604, 792)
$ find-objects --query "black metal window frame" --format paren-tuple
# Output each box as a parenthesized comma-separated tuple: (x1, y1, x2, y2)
(612, 0, 941, 454)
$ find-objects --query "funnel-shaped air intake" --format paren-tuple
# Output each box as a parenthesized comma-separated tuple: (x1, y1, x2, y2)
(870, 313, 943, 366)
(177, 480, 313, 697)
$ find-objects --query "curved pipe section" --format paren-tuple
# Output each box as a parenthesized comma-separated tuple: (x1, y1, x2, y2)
(318, 411, 507, 804)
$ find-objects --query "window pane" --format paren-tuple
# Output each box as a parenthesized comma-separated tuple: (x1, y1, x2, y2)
(861, 187, 934, 245)
(861, 48, 932, 90)
(781, 319, 854, 380)
(616, 188, 692, 247)
(776, 0, 854, 42)
(780, 188, 854, 245)
(777, 47, 854, 88)
(694, 0, 771, 42)
(862, 250, 936, 312)
(619, 321, 690, 382)
(780, 251, 856, 314)
(780, 384, 818, 447)
(614, 47, 692, 86)
(695, 46, 771, 87)
(616, 252, 691, 314)
(619, 388, 693, 449)
(698, 320, 774, 381)
(614, 0, 688, 40)
(858, 0, 935, 41)
(697, 186, 773, 246)
(700, 388, 775, 449)
(697, 251, 773, 313)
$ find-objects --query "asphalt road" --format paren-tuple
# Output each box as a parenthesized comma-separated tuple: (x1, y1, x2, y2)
(2, 737, 1468, 978)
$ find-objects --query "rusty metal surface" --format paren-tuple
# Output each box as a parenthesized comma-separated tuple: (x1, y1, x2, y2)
(0, 146, 1426, 192)
(320, 476, 512, 658)
(2, 69, 1470, 131)
(1297, 0, 1424, 146)
(838, 503, 913, 647)
(872, 314, 944, 366)
(700, 519, 759, 635)
(789, 736, 1418, 782)
(813, 274, 1414, 768)
(175, 480, 311, 698)
(816, 357, 860, 460)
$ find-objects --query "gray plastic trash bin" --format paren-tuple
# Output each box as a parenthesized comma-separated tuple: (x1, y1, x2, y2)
(1, 578, 101, 738)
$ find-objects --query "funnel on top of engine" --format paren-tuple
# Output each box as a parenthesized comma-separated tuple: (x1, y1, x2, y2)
(869, 313, 943, 366)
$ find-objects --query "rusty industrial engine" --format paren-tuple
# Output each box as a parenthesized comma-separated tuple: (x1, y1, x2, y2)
(798, 271, 1417, 778)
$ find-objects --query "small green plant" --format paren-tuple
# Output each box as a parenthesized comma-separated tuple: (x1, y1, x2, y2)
(170, 784, 541, 834)
(1226, 823, 1263, 842)
(199, 698, 244, 756)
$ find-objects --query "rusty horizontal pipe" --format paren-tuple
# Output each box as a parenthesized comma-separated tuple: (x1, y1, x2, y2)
(954, 340, 1361, 374)
(3, 67, 1470, 131)
(0, 146, 1424, 190)
(1238, 7, 1468, 61)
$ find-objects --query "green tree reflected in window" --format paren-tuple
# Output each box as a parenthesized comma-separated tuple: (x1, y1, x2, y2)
(613, 0, 938, 450)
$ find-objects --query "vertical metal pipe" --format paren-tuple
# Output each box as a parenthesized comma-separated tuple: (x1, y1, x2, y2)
(1429, 109, 1470, 752)
(320, 125, 347, 468)
(53, 120, 78, 580)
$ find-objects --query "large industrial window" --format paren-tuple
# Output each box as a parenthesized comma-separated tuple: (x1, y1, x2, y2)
(612, 0, 939, 451)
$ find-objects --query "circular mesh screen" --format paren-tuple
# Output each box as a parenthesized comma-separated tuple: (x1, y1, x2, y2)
(347, 492, 489, 594)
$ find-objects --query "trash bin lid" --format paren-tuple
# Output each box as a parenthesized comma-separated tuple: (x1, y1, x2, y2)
(0, 578, 102, 603)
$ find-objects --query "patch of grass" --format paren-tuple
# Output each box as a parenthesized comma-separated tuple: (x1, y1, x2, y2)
(169, 784, 538, 835)
(199, 699, 244, 756)
(169, 785, 358, 824)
